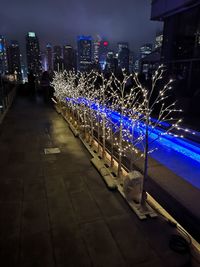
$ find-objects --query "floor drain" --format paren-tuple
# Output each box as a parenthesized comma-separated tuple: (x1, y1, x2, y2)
(44, 148, 61, 154)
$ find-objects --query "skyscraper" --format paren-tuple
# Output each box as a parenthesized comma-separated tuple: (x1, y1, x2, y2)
(53, 45, 63, 72)
(105, 51, 118, 73)
(92, 35, 102, 64)
(129, 51, 135, 73)
(26, 32, 42, 77)
(99, 40, 109, 70)
(118, 42, 130, 71)
(140, 43, 152, 59)
(0, 35, 8, 75)
(77, 36, 92, 72)
(63, 45, 76, 71)
(93, 40, 100, 63)
(7, 40, 22, 81)
(46, 43, 53, 72)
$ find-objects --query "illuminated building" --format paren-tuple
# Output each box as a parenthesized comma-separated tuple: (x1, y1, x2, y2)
(93, 40, 100, 63)
(46, 43, 53, 71)
(77, 35, 92, 72)
(53, 45, 63, 72)
(99, 40, 109, 70)
(140, 43, 152, 59)
(7, 40, 22, 81)
(129, 51, 135, 73)
(92, 35, 101, 63)
(118, 42, 130, 71)
(105, 51, 118, 73)
(26, 32, 42, 77)
(0, 35, 8, 75)
(63, 45, 76, 71)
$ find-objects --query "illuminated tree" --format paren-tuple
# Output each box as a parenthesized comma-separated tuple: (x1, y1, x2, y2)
(52, 67, 187, 213)
(105, 71, 144, 178)
(133, 65, 183, 205)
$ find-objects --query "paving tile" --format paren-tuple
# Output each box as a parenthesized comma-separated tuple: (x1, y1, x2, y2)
(22, 200, 50, 236)
(52, 228, 91, 267)
(136, 258, 164, 267)
(47, 194, 76, 229)
(43, 162, 68, 177)
(0, 234, 19, 267)
(82, 220, 126, 267)
(0, 147, 10, 166)
(70, 190, 102, 223)
(63, 172, 87, 193)
(83, 167, 107, 191)
(0, 162, 25, 179)
(20, 231, 55, 267)
(0, 178, 22, 201)
(45, 176, 66, 198)
(106, 214, 159, 265)
(0, 202, 21, 239)
(91, 189, 129, 218)
(8, 151, 25, 163)
(24, 179, 46, 201)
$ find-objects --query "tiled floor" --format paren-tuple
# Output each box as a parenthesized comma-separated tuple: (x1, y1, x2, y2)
(0, 96, 191, 266)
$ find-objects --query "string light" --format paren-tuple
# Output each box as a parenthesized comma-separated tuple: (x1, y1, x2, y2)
(52, 66, 194, 204)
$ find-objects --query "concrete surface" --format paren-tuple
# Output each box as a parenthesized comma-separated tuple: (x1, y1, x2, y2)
(0, 95, 193, 267)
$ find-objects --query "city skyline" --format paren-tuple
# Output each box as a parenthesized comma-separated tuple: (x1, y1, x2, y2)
(0, 0, 162, 54)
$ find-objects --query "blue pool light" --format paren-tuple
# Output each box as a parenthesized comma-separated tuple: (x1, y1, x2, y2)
(65, 97, 200, 164)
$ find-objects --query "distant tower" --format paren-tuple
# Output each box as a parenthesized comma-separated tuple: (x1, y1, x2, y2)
(0, 35, 9, 75)
(140, 43, 152, 59)
(46, 43, 53, 71)
(92, 34, 101, 63)
(77, 36, 92, 72)
(40, 51, 47, 72)
(99, 40, 109, 70)
(129, 51, 135, 73)
(105, 51, 118, 73)
(118, 42, 130, 71)
(63, 45, 76, 71)
(7, 40, 22, 81)
(53, 45, 63, 72)
(93, 40, 100, 63)
(26, 32, 42, 77)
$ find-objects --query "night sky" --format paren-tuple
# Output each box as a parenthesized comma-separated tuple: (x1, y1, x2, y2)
(0, 0, 162, 54)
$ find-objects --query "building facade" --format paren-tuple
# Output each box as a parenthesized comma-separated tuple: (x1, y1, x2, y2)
(63, 45, 76, 71)
(77, 36, 92, 72)
(140, 43, 153, 59)
(151, 0, 200, 100)
(46, 43, 53, 72)
(0, 35, 8, 75)
(105, 51, 118, 73)
(7, 40, 22, 81)
(118, 42, 130, 71)
(26, 32, 42, 77)
(53, 45, 63, 72)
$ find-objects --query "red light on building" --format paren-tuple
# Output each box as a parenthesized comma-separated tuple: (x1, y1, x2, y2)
(103, 41, 108, 46)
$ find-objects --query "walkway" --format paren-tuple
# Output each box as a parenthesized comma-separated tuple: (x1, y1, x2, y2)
(0, 96, 191, 267)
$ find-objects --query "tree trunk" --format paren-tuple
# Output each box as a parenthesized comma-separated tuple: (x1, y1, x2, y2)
(140, 114, 149, 205)
(117, 120, 123, 178)
(102, 115, 106, 159)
